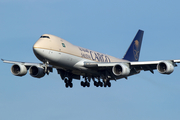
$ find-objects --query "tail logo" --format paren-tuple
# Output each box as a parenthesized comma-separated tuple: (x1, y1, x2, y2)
(133, 40, 140, 60)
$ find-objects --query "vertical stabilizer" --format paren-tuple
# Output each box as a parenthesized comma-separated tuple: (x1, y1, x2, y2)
(123, 30, 144, 61)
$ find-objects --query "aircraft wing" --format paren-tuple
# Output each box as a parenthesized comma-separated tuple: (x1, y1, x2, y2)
(84, 59, 180, 74)
(2, 59, 42, 66)
(1, 59, 52, 68)
(2, 59, 41, 66)
(129, 60, 178, 73)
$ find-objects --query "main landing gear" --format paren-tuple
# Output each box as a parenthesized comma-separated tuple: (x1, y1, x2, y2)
(93, 77, 103, 87)
(64, 78, 73, 88)
(93, 79, 111, 87)
(103, 79, 111, 87)
(63, 76, 111, 88)
(80, 77, 111, 88)
(80, 77, 90, 87)
(81, 81, 90, 87)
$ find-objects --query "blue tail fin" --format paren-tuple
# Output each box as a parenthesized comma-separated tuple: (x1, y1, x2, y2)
(123, 30, 144, 61)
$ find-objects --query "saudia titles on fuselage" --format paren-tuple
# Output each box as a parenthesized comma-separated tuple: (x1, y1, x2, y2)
(78, 47, 111, 62)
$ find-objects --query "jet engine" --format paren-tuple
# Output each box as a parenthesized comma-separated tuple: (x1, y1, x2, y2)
(157, 61, 174, 74)
(11, 64, 27, 76)
(29, 66, 45, 78)
(112, 63, 130, 76)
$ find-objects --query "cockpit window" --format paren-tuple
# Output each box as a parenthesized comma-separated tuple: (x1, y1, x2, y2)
(62, 43, 66, 47)
(40, 36, 50, 39)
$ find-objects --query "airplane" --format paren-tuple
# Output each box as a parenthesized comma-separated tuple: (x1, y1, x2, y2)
(2, 30, 180, 88)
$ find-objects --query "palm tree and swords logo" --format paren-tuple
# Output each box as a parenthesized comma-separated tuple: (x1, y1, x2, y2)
(133, 40, 140, 60)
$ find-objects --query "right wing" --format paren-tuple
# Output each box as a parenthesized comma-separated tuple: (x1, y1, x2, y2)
(2, 59, 53, 77)
(1, 59, 45, 67)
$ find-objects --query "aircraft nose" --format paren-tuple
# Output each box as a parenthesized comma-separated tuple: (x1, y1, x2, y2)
(32, 35, 51, 62)
(33, 42, 38, 54)
(33, 43, 36, 50)
(33, 38, 44, 52)
(33, 43, 39, 57)
(33, 39, 45, 61)
(33, 40, 41, 49)
(33, 43, 44, 62)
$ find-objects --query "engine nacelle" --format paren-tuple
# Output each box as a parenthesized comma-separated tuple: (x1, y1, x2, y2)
(157, 61, 174, 74)
(11, 64, 27, 76)
(29, 66, 45, 78)
(112, 63, 130, 76)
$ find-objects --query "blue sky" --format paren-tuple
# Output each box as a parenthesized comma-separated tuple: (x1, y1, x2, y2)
(1, 0, 180, 120)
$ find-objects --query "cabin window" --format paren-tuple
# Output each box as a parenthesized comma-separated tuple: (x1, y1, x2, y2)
(40, 36, 50, 39)
(62, 43, 66, 47)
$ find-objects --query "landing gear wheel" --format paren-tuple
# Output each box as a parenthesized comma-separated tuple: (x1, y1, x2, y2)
(87, 82, 90, 87)
(107, 82, 111, 87)
(65, 83, 68, 88)
(98, 81, 102, 87)
(81, 81, 86, 87)
(81, 81, 84, 86)
(69, 83, 73, 88)
(94, 81, 97, 86)
(95, 82, 99, 87)
(83, 83, 86, 87)
(64, 78, 73, 88)
(100, 82, 103, 87)
(104, 83, 107, 87)
(64, 78, 68, 83)
(69, 78, 72, 83)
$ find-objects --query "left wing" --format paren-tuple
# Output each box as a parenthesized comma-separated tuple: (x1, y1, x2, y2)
(84, 59, 180, 77)
(130, 60, 180, 74)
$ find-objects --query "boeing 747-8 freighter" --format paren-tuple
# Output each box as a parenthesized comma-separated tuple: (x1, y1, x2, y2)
(2, 30, 180, 88)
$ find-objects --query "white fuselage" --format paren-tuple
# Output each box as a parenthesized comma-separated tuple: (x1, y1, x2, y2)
(33, 34, 129, 77)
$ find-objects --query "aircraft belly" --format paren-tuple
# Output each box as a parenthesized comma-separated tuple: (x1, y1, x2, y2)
(34, 48, 102, 76)
(34, 48, 86, 69)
